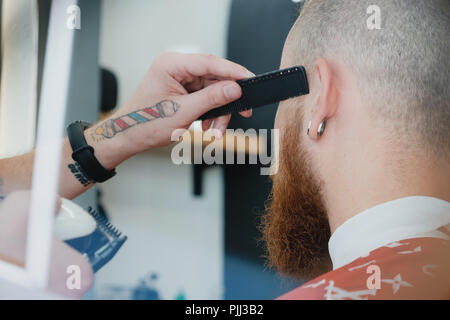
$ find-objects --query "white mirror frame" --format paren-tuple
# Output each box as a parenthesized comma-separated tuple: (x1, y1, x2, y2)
(0, 0, 77, 290)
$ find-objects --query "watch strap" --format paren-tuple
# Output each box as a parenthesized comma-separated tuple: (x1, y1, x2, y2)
(67, 121, 116, 183)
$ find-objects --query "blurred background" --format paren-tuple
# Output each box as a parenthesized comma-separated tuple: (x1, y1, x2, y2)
(0, 0, 305, 299)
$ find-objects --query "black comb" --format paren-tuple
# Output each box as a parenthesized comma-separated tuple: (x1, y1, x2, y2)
(199, 66, 309, 120)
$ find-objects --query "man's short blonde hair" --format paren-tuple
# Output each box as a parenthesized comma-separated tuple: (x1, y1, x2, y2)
(289, 0, 449, 159)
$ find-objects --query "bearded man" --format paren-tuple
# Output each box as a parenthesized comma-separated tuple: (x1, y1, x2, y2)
(260, 0, 450, 300)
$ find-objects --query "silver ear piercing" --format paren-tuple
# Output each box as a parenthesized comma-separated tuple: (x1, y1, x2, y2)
(317, 119, 327, 137)
(307, 120, 312, 136)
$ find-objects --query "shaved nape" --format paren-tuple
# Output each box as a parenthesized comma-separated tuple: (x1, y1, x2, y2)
(290, 0, 450, 160)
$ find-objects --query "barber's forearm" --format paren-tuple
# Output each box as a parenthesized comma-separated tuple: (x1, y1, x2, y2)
(0, 152, 34, 200)
(0, 130, 127, 200)
(59, 125, 131, 199)
(0, 140, 91, 200)
(57, 137, 95, 199)
(0, 102, 172, 199)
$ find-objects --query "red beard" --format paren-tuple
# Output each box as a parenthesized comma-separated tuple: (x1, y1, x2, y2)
(260, 110, 332, 280)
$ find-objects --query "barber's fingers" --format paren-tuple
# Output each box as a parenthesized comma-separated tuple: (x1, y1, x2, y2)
(239, 109, 252, 118)
(202, 110, 252, 136)
(198, 79, 253, 119)
(156, 52, 254, 81)
(202, 118, 213, 131)
(177, 53, 253, 79)
(188, 79, 253, 121)
(211, 114, 232, 139)
(201, 116, 230, 140)
(202, 108, 251, 131)
(177, 80, 242, 121)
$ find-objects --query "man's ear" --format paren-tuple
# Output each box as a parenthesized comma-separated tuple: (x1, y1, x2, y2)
(308, 58, 339, 140)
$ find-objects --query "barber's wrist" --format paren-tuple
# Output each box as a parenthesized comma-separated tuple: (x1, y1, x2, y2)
(83, 126, 129, 170)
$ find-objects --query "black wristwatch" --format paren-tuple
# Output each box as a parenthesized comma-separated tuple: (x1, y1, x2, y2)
(67, 121, 116, 183)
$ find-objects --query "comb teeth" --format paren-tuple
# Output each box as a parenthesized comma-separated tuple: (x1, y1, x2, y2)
(239, 66, 302, 87)
(103, 221, 122, 238)
(87, 207, 106, 223)
(87, 207, 124, 239)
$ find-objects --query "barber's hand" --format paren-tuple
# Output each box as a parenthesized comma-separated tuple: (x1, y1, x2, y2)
(85, 52, 254, 169)
(0, 191, 93, 298)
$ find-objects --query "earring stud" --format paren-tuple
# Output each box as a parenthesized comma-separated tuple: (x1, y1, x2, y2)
(307, 120, 312, 136)
(317, 119, 327, 137)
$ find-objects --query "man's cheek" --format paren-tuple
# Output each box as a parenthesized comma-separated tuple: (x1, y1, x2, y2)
(274, 113, 281, 131)
(274, 102, 289, 130)
(269, 156, 280, 176)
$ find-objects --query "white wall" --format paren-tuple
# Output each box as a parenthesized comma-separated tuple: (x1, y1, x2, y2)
(0, 0, 38, 158)
(96, 0, 231, 299)
(99, 0, 231, 108)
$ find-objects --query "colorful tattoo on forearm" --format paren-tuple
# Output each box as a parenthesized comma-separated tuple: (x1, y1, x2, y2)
(68, 162, 93, 187)
(94, 100, 180, 139)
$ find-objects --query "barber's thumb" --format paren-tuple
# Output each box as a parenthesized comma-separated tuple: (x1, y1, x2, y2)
(183, 81, 242, 116)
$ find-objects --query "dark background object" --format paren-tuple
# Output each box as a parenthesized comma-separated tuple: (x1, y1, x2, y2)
(63, 0, 102, 219)
(224, 0, 303, 299)
(100, 68, 118, 113)
(36, 0, 51, 116)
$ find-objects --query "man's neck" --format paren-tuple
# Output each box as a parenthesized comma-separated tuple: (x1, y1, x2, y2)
(325, 155, 450, 234)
